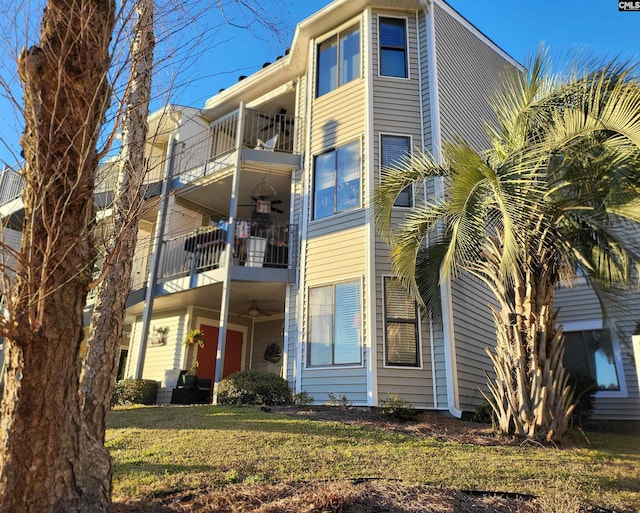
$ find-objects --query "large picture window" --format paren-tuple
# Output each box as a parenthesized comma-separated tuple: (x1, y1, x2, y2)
(379, 17, 408, 78)
(384, 277, 419, 366)
(314, 141, 361, 219)
(381, 134, 413, 207)
(308, 281, 361, 367)
(564, 329, 621, 392)
(317, 25, 360, 97)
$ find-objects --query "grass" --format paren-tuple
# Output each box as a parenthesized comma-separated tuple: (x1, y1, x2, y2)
(107, 405, 640, 512)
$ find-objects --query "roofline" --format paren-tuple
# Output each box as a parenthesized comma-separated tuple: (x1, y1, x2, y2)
(200, 0, 519, 120)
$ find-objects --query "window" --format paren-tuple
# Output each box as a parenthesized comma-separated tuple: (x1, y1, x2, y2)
(381, 134, 413, 207)
(308, 281, 361, 366)
(384, 277, 419, 366)
(317, 25, 360, 97)
(564, 329, 621, 392)
(379, 17, 407, 78)
(314, 141, 361, 219)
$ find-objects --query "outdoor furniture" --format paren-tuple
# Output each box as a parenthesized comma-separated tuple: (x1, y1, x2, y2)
(170, 371, 211, 404)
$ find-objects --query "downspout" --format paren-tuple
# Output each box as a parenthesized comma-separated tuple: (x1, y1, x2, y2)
(423, 0, 462, 418)
(133, 109, 181, 379)
(212, 101, 245, 402)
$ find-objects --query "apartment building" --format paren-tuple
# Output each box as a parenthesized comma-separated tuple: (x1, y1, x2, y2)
(1, 0, 638, 420)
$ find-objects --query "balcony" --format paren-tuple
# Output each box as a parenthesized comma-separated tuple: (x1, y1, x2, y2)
(159, 220, 297, 284)
(0, 167, 25, 208)
(170, 108, 300, 188)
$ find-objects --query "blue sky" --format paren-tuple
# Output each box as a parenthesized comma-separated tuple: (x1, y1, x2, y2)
(0, 0, 637, 166)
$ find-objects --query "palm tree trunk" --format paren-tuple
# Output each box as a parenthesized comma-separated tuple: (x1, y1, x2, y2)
(480, 237, 574, 441)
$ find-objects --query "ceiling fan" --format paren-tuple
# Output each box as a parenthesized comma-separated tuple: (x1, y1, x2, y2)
(244, 300, 278, 317)
(239, 179, 284, 224)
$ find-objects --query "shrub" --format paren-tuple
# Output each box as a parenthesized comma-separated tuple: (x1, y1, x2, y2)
(111, 379, 158, 407)
(216, 370, 293, 406)
(326, 392, 351, 408)
(377, 393, 417, 421)
(471, 403, 495, 425)
(293, 390, 314, 406)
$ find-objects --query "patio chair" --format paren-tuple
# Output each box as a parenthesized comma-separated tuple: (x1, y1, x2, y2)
(254, 133, 278, 151)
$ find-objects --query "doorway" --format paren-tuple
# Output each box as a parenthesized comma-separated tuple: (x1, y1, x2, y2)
(197, 324, 244, 383)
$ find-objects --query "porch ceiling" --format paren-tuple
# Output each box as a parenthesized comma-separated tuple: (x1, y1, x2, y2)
(177, 168, 292, 224)
(125, 280, 286, 322)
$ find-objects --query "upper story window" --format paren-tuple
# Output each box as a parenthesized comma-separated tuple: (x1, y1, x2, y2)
(317, 25, 361, 97)
(379, 17, 408, 78)
(384, 277, 420, 366)
(381, 134, 413, 207)
(307, 280, 362, 367)
(314, 140, 361, 220)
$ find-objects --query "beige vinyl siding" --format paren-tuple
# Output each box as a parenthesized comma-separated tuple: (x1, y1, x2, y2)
(370, 11, 436, 408)
(449, 274, 496, 410)
(555, 284, 640, 420)
(417, 11, 433, 152)
(311, 79, 365, 154)
(431, 5, 513, 412)
(305, 226, 366, 284)
(371, 11, 421, 137)
(433, 3, 510, 151)
(285, 284, 299, 387)
(250, 318, 285, 375)
(300, 367, 368, 406)
(555, 282, 602, 325)
(126, 308, 190, 404)
(297, 27, 369, 403)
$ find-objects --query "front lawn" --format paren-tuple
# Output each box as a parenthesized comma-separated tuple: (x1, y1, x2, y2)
(107, 405, 640, 512)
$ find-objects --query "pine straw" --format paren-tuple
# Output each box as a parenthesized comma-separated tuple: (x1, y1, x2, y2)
(112, 480, 540, 513)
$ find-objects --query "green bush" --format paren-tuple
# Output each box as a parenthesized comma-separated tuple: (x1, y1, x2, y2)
(293, 390, 314, 406)
(111, 379, 158, 407)
(216, 370, 293, 406)
(377, 393, 417, 420)
(472, 403, 495, 425)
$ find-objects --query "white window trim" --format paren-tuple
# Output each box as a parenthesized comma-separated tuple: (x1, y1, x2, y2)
(381, 275, 423, 369)
(311, 137, 363, 221)
(315, 18, 364, 99)
(376, 14, 411, 80)
(562, 320, 628, 398)
(304, 276, 365, 370)
(379, 132, 414, 209)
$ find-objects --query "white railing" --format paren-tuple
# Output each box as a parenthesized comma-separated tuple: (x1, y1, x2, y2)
(0, 167, 25, 206)
(170, 109, 298, 181)
(158, 220, 297, 281)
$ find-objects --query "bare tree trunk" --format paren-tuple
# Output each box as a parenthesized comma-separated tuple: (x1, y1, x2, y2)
(78, 0, 155, 507)
(0, 0, 115, 511)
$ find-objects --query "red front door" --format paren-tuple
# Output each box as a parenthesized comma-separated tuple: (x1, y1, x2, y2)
(197, 324, 243, 383)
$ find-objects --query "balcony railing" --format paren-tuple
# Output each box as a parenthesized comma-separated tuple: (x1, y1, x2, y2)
(0, 167, 25, 206)
(170, 108, 298, 180)
(86, 253, 150, 304)
(159, 220, 297, 281)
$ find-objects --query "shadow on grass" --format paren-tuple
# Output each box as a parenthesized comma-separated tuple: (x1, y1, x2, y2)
(108, 405, 404, 440)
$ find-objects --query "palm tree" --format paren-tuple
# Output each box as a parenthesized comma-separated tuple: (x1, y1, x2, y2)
(375, 53, 640, 442)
